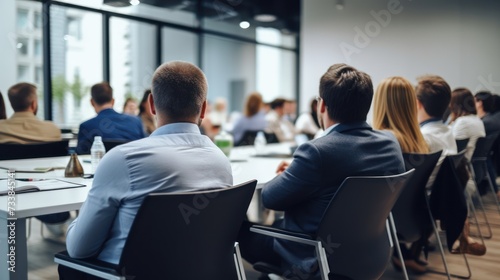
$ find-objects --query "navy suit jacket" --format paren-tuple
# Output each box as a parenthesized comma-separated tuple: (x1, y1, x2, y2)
(76, 108, 145, 154)
(262, 122, 405, 273)
(482, 112, 500, 136)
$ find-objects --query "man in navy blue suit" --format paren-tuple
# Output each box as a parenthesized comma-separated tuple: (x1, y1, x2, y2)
(76, 82, 145, 154)
(238, 63, 405, 278)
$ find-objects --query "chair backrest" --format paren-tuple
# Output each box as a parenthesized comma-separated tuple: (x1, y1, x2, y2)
(0, 140, 69, 160)
(429, 150, 468, 251)
(472, 132, 500, 160)
(392, 151, 442, 242)
(455, 138, 469, 153)
(102, 139, 130, 152)
(235, 130, 279, 146)
(119, 180, 257, 280)
(317, 169, 414, 280)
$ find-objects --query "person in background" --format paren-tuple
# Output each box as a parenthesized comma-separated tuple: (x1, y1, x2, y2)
(138, 89, 156, 136)
(209, 97, 228, 129)
(0, 83, 61, 143)
(76, 82, 145, 154)
(122, 97, 139, 116)
(265, 98, 296, 142)
(0, 83, 68, 238)
(61, 61, 233, 279)
(284, 99, 297, 123)
(373, 76, 429, 273)
(231, 92, 267, 144)
(0, 91, 6, 119)
(295, 98, 320, 139)
(474, 91, 500, 200)
(238, 64, 404, 278)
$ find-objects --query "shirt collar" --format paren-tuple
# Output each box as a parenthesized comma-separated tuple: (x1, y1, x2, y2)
(150, 122, 201, 136)
(321, 123, 340, 137)
(419, 117, 442, 127)
(11, 111, 37, 119)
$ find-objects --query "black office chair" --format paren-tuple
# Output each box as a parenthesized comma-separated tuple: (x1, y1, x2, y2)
(55, 180, 257, 280)
(235, 130, 279, 146)
(427, 150, 470, 279)
(393, 151, 442, 242)
(102, 139, 130, 152)
(0, 140, 69, 160)
(471, 133, 500, 209)
(251, 170, 414, 280)
(456, 138, 469, 153)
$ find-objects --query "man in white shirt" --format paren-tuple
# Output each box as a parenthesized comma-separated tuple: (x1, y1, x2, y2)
(265, 98, 296, 142)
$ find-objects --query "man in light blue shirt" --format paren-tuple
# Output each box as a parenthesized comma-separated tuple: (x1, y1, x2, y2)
(61, 61, 233, 278)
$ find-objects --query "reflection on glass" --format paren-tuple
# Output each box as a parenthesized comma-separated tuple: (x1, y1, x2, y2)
(50, 5, 102, 127)
(162, 27, 197, 65)
(17, 37, 29, 55)
(17, 9, 29, 29)
(110, 17, 156, 112)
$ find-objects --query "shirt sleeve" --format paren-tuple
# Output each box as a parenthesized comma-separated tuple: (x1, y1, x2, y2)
(66, 150, 130, 259)
(262, 142, 323, 210)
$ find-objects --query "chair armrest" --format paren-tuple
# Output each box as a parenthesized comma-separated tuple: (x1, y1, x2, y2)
(250, 225, 318, 246)
(54, 251, 123, 280)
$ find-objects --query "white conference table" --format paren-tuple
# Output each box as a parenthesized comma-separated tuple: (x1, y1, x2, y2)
(0, 143, 293, 280)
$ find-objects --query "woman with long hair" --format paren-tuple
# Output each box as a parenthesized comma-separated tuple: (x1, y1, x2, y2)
(373, 76, 429, 153)
(231, 92, 267, 144)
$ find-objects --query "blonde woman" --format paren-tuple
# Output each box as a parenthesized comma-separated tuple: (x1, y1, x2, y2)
(373, 76, 429, 153)
(373, 76, 430, 274)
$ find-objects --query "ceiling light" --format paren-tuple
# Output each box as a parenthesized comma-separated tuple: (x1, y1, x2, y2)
(254, 14, 277, 22)
(239, 21, 250, 29)
(129, 0, 140, 6)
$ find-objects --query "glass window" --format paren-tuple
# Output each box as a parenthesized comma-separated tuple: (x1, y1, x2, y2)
(17, 8, 29, 30)
(17, 65, 30, 82)
(35, 66, 43, 85)
(66, 16, 82, 40)
(17, 37, 29, 56)
(110, 17, 156, 111)
(256, 45, 296, 101)
(162, 27, 198, 65)
(34, 11, 42, 29)
(202, 35, 256, 113)
(50, 5, 103, 127)
(34, 39, 42, 57)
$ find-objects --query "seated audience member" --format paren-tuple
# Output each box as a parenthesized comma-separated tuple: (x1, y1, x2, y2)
(417, 76, 485, 256)
(238, 64, 405, 277)
(449, 88, 485, 161)
(474, 91, 500, 198)
(76, 82, 145, 154)
(265, 98, 296, 142)
(373, 76, 430, 273)
(138, 89, 156, 136)
(295, 98, 320, 139)
(0, 83, 68, 236)
(0, 83, 61, 143)
(61, 61, 233, 279)
(231, 92, 267, 144)
(0, 91, 6, 120)
(209, 97, 228, 128)
(283, 99, 297, 123)
(122, 97, 138, 116)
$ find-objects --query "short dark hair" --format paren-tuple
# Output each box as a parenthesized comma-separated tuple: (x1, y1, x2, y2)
(151, 61, 207, 121)
(450, 87, 476, 120)
(91, 82, 113, 105)
(475, 91, 494, 113)
(319, 63, 373, 123)
(7, 82, 37, 112)
(415, 75, 451, 118)
(270, 98, 286, 110)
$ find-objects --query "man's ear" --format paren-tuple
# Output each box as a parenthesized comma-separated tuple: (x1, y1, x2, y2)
(319, 99, 327, 113)
(90, 99, 95, 108)
(199, 100, 207, 119)
(148, 93, 156, 115)
(111, 98, 115, 106)
(416, 99, 423, 110)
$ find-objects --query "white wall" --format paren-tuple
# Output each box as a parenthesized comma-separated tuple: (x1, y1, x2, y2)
(301, 0, 500, 115)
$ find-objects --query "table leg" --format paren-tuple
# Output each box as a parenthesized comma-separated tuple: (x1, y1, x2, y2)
(0, 217, 27, 280)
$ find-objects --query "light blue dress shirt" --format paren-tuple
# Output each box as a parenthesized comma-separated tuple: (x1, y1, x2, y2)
(66, 123, 233, 264)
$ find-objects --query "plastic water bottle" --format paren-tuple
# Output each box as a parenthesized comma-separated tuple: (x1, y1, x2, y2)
(214, 130, 234, 157)
(90, 136, 106, 173)
(254, 131, 267, 155)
